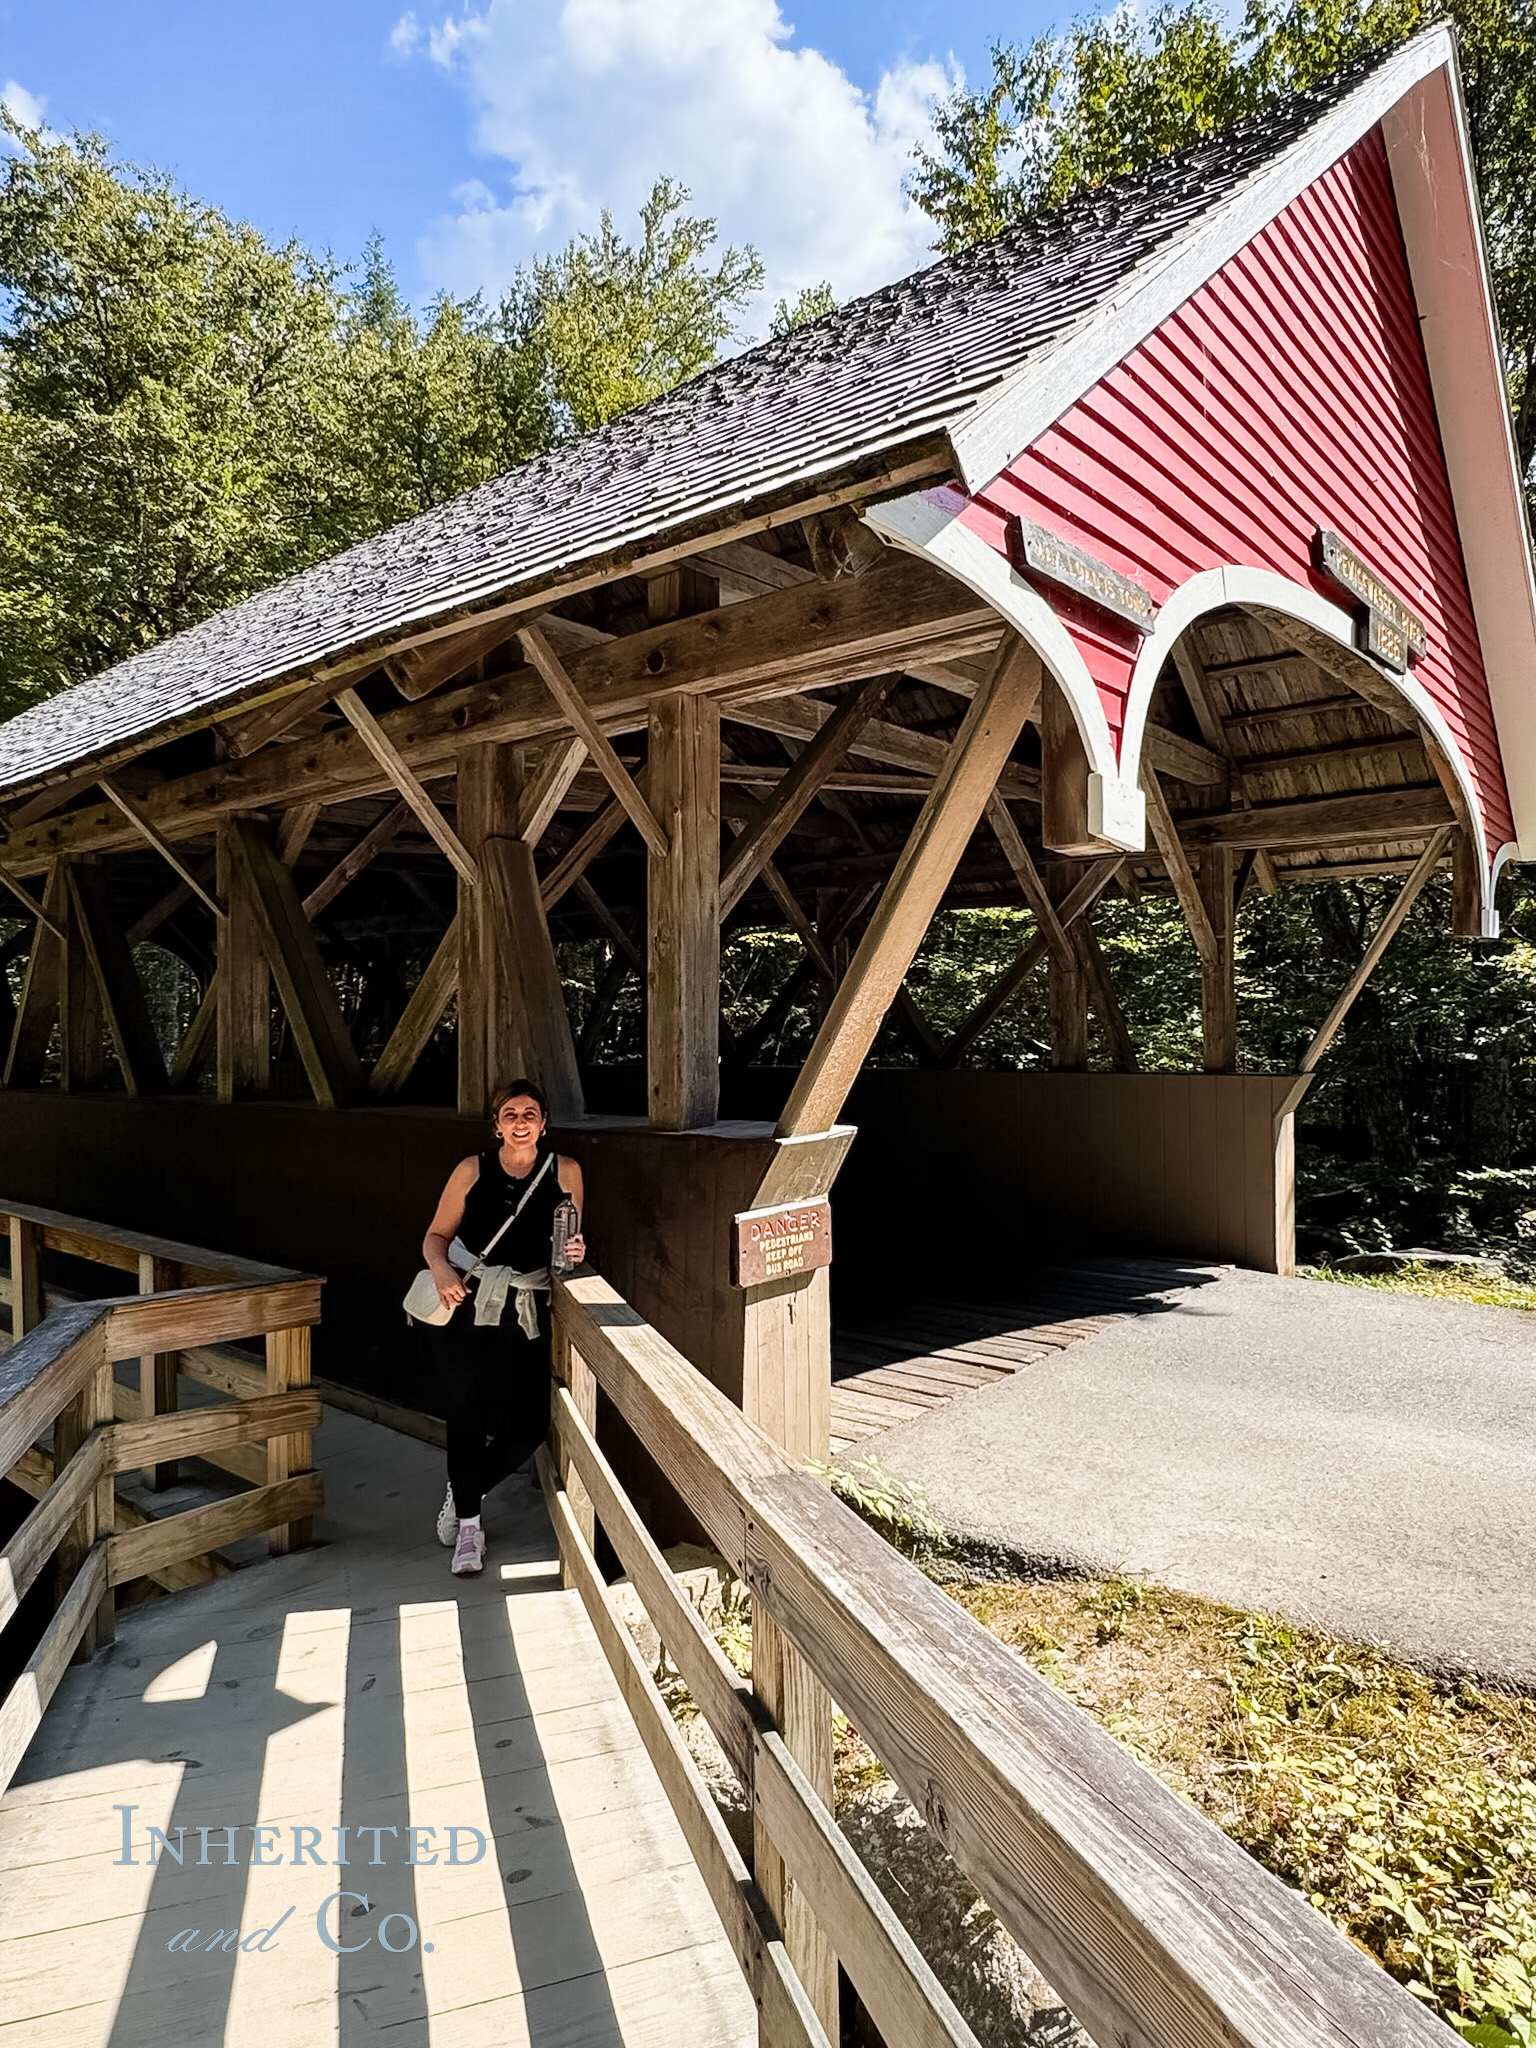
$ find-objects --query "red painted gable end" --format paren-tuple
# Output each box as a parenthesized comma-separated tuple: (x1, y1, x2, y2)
(952, 126, 1515, 855)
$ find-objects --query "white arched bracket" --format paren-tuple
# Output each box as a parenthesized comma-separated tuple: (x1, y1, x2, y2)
(1118, 564, 1501, 938)
(864, 491, 1147, 851)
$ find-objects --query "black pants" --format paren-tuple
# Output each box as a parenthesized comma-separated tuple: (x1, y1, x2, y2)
(429, 1294, 551, 1518)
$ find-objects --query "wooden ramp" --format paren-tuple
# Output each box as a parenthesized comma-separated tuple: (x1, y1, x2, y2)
(830, 1258, 1225, 1454)
(0, 1405, 755, 2048)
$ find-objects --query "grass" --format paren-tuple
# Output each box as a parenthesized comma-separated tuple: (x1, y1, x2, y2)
(951, 1576, 1536, 2047)
(1310, 1260, 1536, 1313)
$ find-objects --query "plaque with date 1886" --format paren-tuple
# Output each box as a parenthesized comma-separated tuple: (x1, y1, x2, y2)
(731, 1199, 832, 1288)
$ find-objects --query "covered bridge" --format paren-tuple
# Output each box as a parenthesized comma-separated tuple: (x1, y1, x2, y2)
(1, 24, 1534, 1470)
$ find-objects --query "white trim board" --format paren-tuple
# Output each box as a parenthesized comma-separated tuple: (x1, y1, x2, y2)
(1383, 60, 1536, 861)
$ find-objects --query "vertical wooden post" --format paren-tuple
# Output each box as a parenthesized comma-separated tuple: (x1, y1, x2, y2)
(648, 695, 720, 1131)
(59, 862, 104, 1092)
(217, 820, 270, 1101)
(743, 1140, 843, 2043)
(1451, 825, 1481, 938)
(551, 1306, 596, 1589)
(458, 741, 583, 1119)
(458, 743, 516, 1117)
(1046, 862, 1088, 1071)
(753, 1605, 839, 2042)
(137, 1253, 180, 1492)
(1199, 846, 1237, 1072)
(266, 1325, 313, 1555)
(54, 1343, 114, 1660)
(6, 1214, 42, 1337)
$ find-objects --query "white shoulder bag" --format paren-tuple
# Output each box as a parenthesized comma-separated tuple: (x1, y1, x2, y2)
(405, 1154, 555, 1326)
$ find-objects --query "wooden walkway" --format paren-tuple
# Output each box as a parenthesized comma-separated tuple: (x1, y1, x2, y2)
(0, 1406, 754, 2048)
(830, 1258, 1223, 1454)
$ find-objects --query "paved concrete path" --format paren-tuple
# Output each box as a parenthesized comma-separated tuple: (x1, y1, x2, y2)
(0, 1408, 753, 2048)
(856, 1264, 1536, 1689)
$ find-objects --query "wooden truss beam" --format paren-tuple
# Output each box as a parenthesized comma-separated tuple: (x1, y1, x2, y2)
(170, 972, 219, 1089)
(65, 864, 168, 1096)
(276, 804, 321, 865)
(517, 738, 587, 846)
(1289, 827, 1452, 1096)
(538, 772, 651, 911)
(333, 691, 478, 884)
(0, 557, 995, 875)
(369, 920, 459, 1098)
(778, 635, 1043, 1138)
(1075, 921, 1138, 1072)
(1178, 786, 1454, 850)
(519, 624, 669, 859)
(938, 857, 1123, 1067)
(98, 778, 225, 921)
(719, 673, 897, 919)
(385, 613, 517, 703)
(730, 698, 1031, 796)
(228, 817, 363, 1108)
(3, 865, 67, 1087)
(1169, 637, 1279, 896)
(221, 677, 337, 760)
(0, 858, 64, 940)
(301, 801, 411, 920)
(1143, 767, 1218, 968)
(0, 446, 953, 819)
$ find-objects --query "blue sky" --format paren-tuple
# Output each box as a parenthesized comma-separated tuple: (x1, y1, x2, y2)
(0, 0, 1059, 324)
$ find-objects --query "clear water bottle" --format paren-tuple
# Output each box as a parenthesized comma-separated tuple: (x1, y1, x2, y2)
(550, 1197, 579, 1276)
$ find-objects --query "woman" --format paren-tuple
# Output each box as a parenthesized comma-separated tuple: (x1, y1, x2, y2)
(421, 1079, 585, 1576)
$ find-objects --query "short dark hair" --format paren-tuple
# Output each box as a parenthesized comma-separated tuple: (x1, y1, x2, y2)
(491, 1079, 550, 1121)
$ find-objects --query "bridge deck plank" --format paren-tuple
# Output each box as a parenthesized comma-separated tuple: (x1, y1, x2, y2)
(0, 1406, 754, 2048)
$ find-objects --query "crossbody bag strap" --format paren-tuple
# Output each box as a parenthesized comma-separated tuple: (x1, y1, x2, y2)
(471, 1151, 556, 1269)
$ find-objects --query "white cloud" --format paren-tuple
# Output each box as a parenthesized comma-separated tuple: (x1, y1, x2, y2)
(1, 79, 50, 131)
(388, 13, 423, 57)
(398, 0, 953, 329)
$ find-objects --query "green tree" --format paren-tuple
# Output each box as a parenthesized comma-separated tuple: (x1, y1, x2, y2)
(330, 237, 553, 528)
(770, 281, 837, 336)
(0, 130, 765, 715)
(909, 0, 1536, 487)
(529, 177, 764, 433)
(0, 109, 346, 709)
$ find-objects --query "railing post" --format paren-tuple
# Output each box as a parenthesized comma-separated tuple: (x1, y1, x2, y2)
(53, 1351, 115, 1661)
(266, 1325, 314, 1555)
(137, 1253, 180, 1491)
(551, 1295, 596, 1590)
(746, 1264, 839, 2044)
(6, 1214, 42, 1337)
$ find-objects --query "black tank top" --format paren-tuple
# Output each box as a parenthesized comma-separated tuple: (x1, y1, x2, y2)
(458, 1147, 565, 1269)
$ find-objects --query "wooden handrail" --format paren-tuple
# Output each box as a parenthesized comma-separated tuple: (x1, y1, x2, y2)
(0, 1201, 326, 1800)
(550, 1272, 1454, 2048)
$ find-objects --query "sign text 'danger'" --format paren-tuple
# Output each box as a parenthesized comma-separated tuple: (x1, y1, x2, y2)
(731, 1199, 832, 1288)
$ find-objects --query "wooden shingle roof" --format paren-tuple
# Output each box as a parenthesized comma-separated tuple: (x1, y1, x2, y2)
(0, 48, 1405, 801)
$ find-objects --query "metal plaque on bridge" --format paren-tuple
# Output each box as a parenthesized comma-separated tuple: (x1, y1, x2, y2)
(731, 1199, 832, 1288)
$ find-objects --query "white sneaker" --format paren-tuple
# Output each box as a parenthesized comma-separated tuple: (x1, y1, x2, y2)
(451, 1523, 486, 1576)
(436, 1487, 459, 1547)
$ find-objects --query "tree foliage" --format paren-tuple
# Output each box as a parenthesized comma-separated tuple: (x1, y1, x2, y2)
(0, 114, 761, 715)
(909, 0, 1536, 491)
(528, 177, 762, 435)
